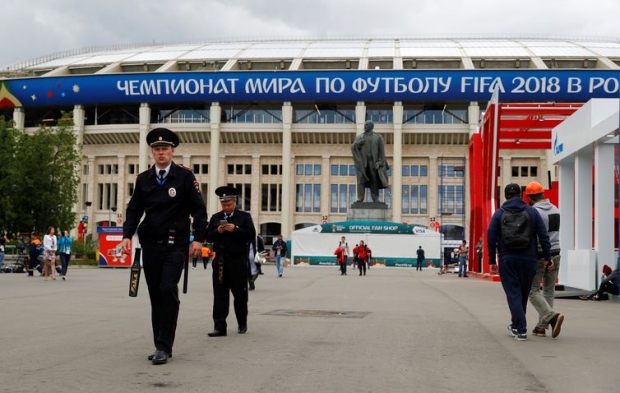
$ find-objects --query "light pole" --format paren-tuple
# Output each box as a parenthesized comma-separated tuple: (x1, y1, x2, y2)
(84, 201, 92, 247)
(110, 206, 117, 226)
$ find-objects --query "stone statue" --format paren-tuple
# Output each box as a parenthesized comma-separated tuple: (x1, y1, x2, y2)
(351, 120, 390, 203)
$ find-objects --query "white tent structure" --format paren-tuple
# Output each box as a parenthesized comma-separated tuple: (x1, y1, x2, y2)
(291, 221, 441, 267)
(551, 98, 619, 290)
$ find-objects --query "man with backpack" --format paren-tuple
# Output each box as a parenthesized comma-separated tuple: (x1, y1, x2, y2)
(487, 183, 551, 341)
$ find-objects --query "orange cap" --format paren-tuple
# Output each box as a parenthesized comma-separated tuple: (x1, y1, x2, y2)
(525, 181, 544, 196)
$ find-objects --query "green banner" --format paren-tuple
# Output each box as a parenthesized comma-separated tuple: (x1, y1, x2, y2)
(319, 221, 427, 235)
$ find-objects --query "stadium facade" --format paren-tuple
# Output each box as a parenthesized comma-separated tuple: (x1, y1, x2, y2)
(2, 37, 620, 245)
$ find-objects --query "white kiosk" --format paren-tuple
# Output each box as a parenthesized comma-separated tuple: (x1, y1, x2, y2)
(551, 98, 618, 290)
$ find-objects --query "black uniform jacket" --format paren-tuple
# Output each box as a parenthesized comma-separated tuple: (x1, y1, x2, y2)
(123, 162, 208, 246)
(205, 209, 256, 258)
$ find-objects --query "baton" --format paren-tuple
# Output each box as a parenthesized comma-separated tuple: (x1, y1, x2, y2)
(183, 255, 192, 294)
(129, 247, 141, 297)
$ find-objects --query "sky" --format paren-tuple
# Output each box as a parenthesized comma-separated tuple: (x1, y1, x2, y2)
(3, 0, 620, 67)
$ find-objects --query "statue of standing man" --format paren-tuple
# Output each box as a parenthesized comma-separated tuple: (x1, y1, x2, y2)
(351, 120, 390, 203)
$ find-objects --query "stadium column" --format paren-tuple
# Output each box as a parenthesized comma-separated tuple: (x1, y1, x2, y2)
(355, 101, 366, 135)
(251, 154, 260, 216)
(73, 105, 86, 231)
(13, 107, 25, 131)
(428, 155, 438, 221)
(209, 102, 222, 216)
(392, 102, 403, 223)
(138, 103, 151, 172)
(281, 102, 293, 237)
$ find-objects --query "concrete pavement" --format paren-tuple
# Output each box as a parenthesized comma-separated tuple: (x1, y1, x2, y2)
(1, 265, 618, 393)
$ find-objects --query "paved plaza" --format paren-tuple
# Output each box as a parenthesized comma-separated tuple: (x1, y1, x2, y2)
(1, 265, 618, 393)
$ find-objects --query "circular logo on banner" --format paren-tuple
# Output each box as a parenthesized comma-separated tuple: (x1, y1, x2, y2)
(430, 222, 436, 228)
(168, 188, 177, 197)
(116, 218, 122, 224)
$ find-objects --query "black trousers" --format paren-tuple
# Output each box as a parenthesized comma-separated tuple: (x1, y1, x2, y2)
(597, 281, 620, 297)
(142, 244, 185, 354)
(416, 258, 424, 270)
(358, 261, 366, 275)
(212, 254, 248, 331)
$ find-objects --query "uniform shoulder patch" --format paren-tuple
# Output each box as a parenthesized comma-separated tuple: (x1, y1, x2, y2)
(193, 179, 201, 194)
(178, 164, 192, 172)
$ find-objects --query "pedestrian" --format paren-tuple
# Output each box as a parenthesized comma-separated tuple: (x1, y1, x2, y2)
(475, 236, 483, 270)
(457, 240, 468, 277)
(525, 181, 564, 338)
(27, 232, 44, 276)
(487, 183, 551, 341)
(201, 244, 211, 269)
(0, 231, 8, 269)
(256, 234, 265, 275)
(416, 246, 425, 271)
(206, 186, 256, 337)
(335, 245, 347, 275)
(580, 264, 619, 301)
(338, 236, 350, 269)
(354, 240, 369, 276)
(272, 234, 287, 277)
(43, 226, 57, 281)
(57, 229, 72, 280)
(248, 234, 264, 290)
(121, 127, 208, 365)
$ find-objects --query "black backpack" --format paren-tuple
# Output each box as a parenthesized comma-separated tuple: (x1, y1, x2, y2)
(500, 207, 532, 250)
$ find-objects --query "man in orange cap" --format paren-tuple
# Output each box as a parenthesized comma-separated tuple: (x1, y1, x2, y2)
(525, 181, 564, 338)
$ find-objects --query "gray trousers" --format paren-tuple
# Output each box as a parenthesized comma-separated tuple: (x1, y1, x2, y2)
(528, 254, 561, 329)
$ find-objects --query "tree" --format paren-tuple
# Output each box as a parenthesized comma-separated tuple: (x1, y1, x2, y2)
(1, 112, 81, 234)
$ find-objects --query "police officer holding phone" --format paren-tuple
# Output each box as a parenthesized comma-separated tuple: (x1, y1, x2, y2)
(205, 186, 256, 337)
(122, 127, 207, 364)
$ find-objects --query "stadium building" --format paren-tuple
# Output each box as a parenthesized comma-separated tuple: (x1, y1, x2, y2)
(1, 37, 619, 247)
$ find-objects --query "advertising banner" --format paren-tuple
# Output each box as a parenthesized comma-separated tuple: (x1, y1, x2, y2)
(3, 69, 620, 108)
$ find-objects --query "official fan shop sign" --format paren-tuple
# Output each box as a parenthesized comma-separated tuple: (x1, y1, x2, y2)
(2, 70, 620, 108)
(320, 221, 431, 235)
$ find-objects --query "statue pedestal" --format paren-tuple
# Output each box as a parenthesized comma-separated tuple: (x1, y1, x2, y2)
(347, 202, 391, 221)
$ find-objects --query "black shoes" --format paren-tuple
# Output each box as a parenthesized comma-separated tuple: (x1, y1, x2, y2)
(249, 281, 255, 290)
(147, 351, 172, 361)
(549, 313, 564, 338)
(238, 326, 247, 334)
(207, 330, 227, 337)
(150, 350, 170, 365)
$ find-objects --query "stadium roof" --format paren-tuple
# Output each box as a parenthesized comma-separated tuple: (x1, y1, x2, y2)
(5, 37, 620, 77)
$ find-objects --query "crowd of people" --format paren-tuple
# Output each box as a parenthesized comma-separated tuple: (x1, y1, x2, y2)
(4, 125, 617, 366)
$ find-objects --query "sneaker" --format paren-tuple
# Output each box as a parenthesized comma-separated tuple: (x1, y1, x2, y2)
(549, 313, 564, 338)
(62, 276, 66, 281)
(507, 325, 518, 337)
(514, 333, 527, 341)
(532, 327, 546, 337)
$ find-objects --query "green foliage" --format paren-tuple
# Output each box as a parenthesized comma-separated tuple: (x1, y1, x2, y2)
(0, 112, 81, 234)
(72, 235, 97, 259)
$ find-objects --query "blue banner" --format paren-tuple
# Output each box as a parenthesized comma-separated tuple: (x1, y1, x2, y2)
(2, 69, 620, 108)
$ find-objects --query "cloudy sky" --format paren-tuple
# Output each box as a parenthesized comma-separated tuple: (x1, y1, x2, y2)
(3, 0, 620, 67)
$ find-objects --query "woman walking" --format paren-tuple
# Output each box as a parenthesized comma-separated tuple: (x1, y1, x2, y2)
(57, 229, 72, 280)
(43, 227, 58, 281)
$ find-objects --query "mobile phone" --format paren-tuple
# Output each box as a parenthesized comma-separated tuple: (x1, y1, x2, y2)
(219, 220, 228, 226)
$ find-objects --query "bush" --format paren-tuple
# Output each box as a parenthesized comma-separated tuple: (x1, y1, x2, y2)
(72, 235, 97, 259)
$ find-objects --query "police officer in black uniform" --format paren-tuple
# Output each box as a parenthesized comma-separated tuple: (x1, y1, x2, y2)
(122, 127, 207, 364)
(206, 186, 256, 337)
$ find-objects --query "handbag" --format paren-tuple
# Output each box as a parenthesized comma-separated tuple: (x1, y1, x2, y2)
(254, 251, 266, 264)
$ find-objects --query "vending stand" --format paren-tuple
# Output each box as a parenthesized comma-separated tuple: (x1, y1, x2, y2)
(97, 226, 131, 267)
